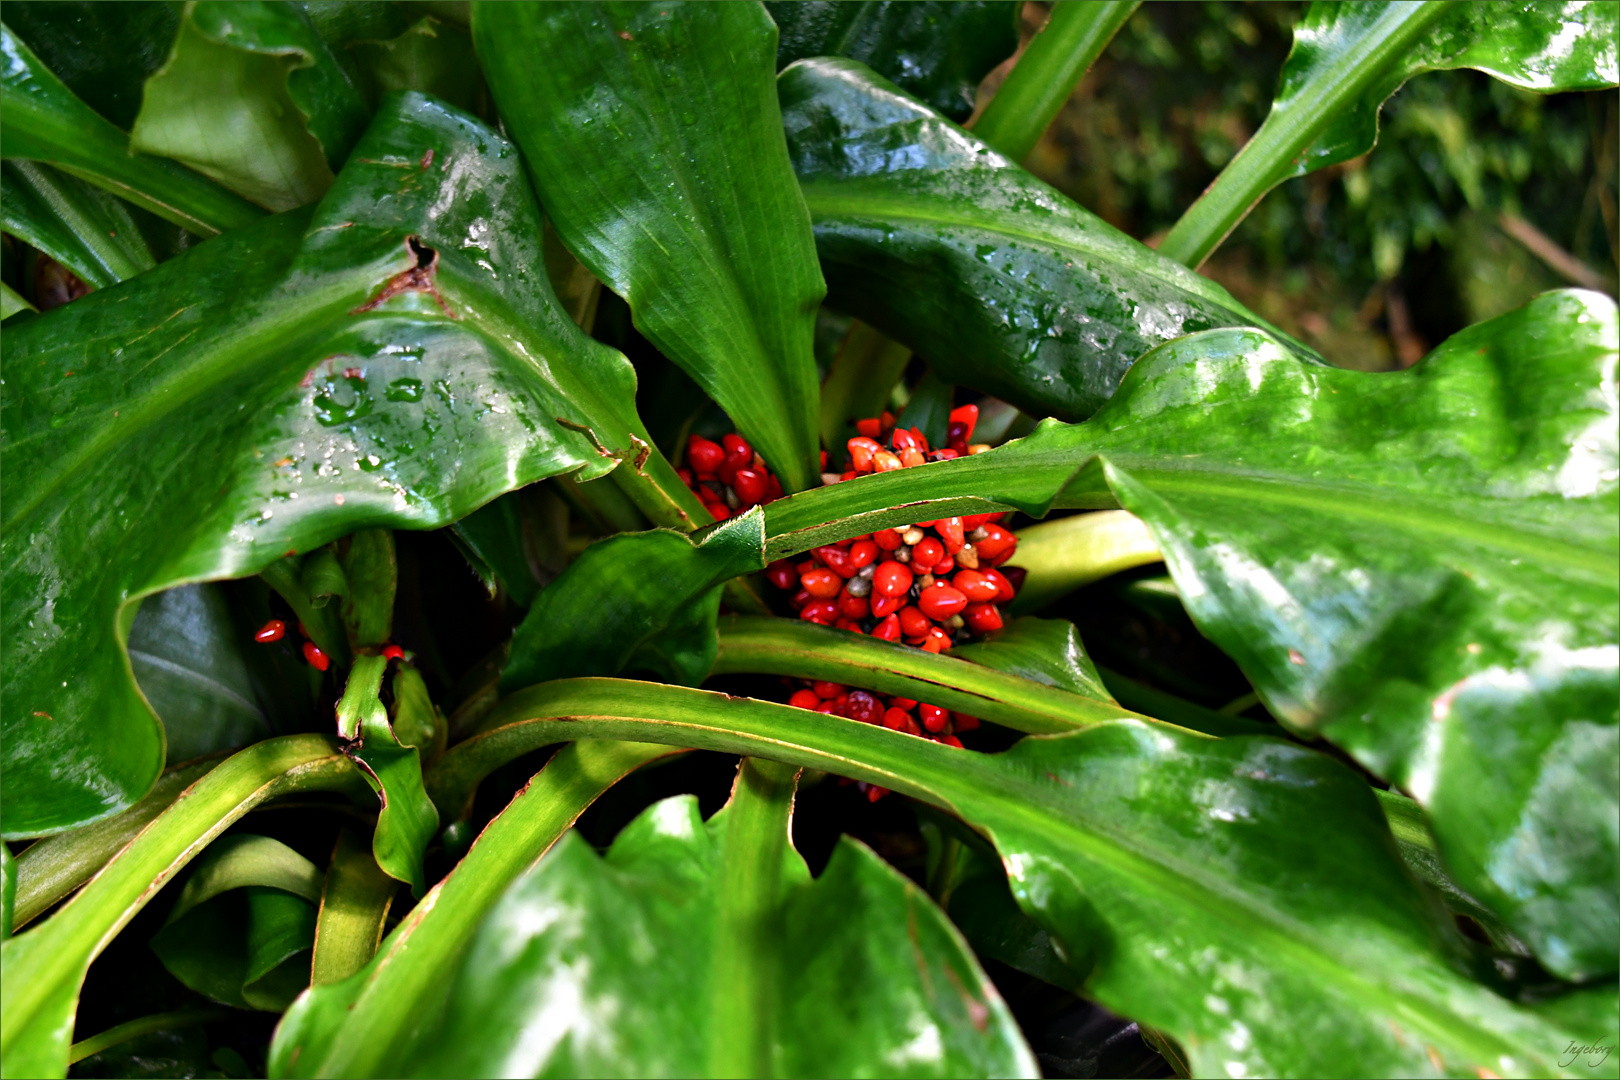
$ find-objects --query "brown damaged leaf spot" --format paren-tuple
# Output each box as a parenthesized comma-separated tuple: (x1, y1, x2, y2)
(351, 237, 456, 319)
(555, 417, 619, 461)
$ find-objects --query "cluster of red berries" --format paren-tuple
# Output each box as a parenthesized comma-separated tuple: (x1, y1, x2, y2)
(678, 432, 786, 519)
(254, 618, 402, 671)
(787, 678, 980, 800)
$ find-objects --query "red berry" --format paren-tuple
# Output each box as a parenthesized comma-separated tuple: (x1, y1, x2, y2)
(932, 555, 955, 576)
(919, 703, 950, 733)
(891, 428, 921, 452)
(732, 469, 769, 506)
(848, 539, 879, 569)
(855, 417, 883, 439)
(688, 435, 725, 474)
(872, 528, 904, 551)
(845, 691, 883, 724)
(872, 450, 903, 472)
(872, 561, 914, 597)
(948, 403, 979, 441)
(870, 592, 904, 618)
(382, 644, 404, 661)
(815, 545, 857, 577)
(883, 707, 922, 736)
(1000, 566, 1027, 593)
(846, 436, 882, 472)
(707, 502, 732, 520)
(800, 599, 838, 624)
(953, 570, 1000, 602)
(954, 713, 980, 731)
(815, 700, 839, 714)
(898, 447, 926, 468)
(866, 785, 889, 802)
(976, 524, 1017, 564)
(791, 588, 811, 609)
(961, 513, 995, 531)
(813, 680, 844, 699)
(254, 619, 286, 643)
(722, 433, 752, 459)
(801, 568, 843, 598)
(982, 568, 1018, 604)
(897, 605, 932, 639)
(934, 517, 965, 552)
(964, 602, 1004, 634)
(766, 560, 797, 590)
(838, 593, 870, 619)
(872, 613, 902, 641)
(891, 698, 917, 711)
(302, 641, 330, 671)
(911, 537, 944, 570)
(917, 583, 968, 620)
(941, 734, 965, 749)
(920, 627, 953, 653)
(789, 689, 821, 710)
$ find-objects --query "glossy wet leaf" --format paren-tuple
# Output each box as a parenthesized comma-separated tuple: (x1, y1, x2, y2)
(128, 584, 276, 765)
(345, 15, 485, 115)
(336, 656, 437, 895)
(0, 23, 264, 236)
(130, 0, 371, 212)
(1, 160, 155, 288)
(1, 1, 179, 131)
(756, 289, 1619, 982)
(430, 679, 1599, 1078)
(952, 616, 1111, 703)
(474, 0, 826, 493)
(1, 92, 691, 838)
(397, 792, 1034, 1078)
(1161, 0, 1620, 267)
(767, 0, 1020, 121)
(779, 58, 1314, 422)
(149, 834, 322, 1011)
(503, 507, 766, 692)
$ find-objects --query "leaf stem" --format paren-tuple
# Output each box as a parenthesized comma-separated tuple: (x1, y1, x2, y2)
(972, 1, 1141, 163)
(1157, 1, 1452, 269)
(68, 1007, 227, 1065)
(311, 827, 397, 986)
(708, 758, 799, 1079)
(1007, 510, 1162, 614)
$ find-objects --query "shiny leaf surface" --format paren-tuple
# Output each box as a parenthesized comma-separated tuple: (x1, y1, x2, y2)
(474, 0, 826, 492)
(780, 58, 1315, 421)
(503, 507, 766, 692)
(754, 290, 1619, 980)
(131, 0, 371, 212)
(1161, 0, 1620, 267)
(406, 792, 1035, 1078)
(427, 679, 1596, 1079)
(0, 23, 264, 236)
(1, 160, 155, 288)
(951, 616, 1111, 703)
(1, 92, 690, 838)
(767, 0, 1019, 121)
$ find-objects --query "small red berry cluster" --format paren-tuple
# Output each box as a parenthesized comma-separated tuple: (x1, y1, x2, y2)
(254, 618, 402, 671)
(679, 432, 786, 519)
(786, 678, 980, 800)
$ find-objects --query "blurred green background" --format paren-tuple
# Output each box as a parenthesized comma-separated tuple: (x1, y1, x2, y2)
(987, 0, 1619, 371)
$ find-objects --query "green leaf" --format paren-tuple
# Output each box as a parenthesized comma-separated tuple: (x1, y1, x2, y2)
(271, 740, 677, 1079)
(755, 289, 1619, 982)
(951, 616, 1112, 703)
(0, 22, 264, 236)
(779, 58, 1316, 422)
(502, 506, 767, 692)
(344, 15, 485, 114)
(1, 281, 35, 319)
(1, 160, 156, 288)
(474, 0, 826, 493)
(336, 656, 438, 895)
(1161, 0, 1620, 268)
(432, 679, 1600, 1079)
(2, 92, 694, 838)
(767, 0, 1021, 121)
(128, 584, 276, 764)
(1, 843, 14, 940)
(1, 1, 180, 131)
(971, 0, 1139, 162)
(150, 834, 323, 1011)
(309, 826, 396, 986)
(896, 367, 953, 452)
(404, 789, 1036, 1077)
(338, 528, 394, 649)
(1, 735, 364, 1080)
(1007, 509, 1162, 614)
(449, 484, 569, 607)
(818, 317, 911, 451)
(130, 0, 371, 213)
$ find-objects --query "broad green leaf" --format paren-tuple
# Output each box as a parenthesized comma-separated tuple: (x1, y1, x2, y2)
(128, 584, 275, 764)
(310, 826, 396, 986)
(1161, 0, 1620, 268)
(474, 0, 826, 493)
(271, 740, 679, 1079)
(449, 483, 569, 607)
(952, 616, 1112, 703)
(345, 15, 485, 114)
(430, 679, 1601, 1079)
(150, 834, 322, 1011)
(0, 736, 364, 1080)
(335, 656, 437, 895)
(502, 507, 767, 692)
(1, 281, 35, 318)
(130, 0, 372, 213)
(753, 290, 1619, 981)
(1, 160, 155, 288)
(1, 1, 180, 131)
(767, 0, 1020, 121)
(0, 23, 263, 236)
(2, 91, 697, 838)
(404, 793, 1036, 1078)
(779, 58, 1316, 422)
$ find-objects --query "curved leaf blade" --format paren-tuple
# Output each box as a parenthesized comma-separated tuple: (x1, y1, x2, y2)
(1161, 0, 1620, 267)
(474, 0, 825, 492)
(1, 1, 180, 131)
(130, 0, 371, 212)
(779, 57, 1317, 422)
(0, 22, 263, 236)
(1, 92, 690, 837)
(768, 0, 1020, 121)
(1, 160, 155, 288)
